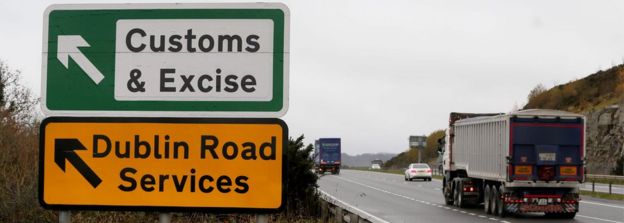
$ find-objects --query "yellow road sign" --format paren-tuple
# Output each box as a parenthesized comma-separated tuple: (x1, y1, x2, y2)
(39, 117, 286, 211)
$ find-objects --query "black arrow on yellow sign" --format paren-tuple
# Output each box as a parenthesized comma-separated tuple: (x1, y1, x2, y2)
(55, 139, 102, 188)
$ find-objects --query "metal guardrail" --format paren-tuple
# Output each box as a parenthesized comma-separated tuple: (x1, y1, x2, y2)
(585, 174, 624, 194)
(318, 189, 389, 223)
(586, 174, 624, 181)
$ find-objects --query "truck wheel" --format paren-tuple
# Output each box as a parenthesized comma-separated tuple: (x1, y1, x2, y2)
(495, 187, 506, 218)
(484, 185, 491, 214)
(443, 178, 454, 205)
(490, 187, 499, 216)
(453, 182, 460, 206)
(456, 181, 466, 208)
(445, 193, 454, 205)
(404, 175, 408, 181)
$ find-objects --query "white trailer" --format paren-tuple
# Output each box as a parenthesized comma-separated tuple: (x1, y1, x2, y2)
(441, 109, 585, 219)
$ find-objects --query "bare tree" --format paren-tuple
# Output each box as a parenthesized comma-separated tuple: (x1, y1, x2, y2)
(527, 83, 547, 102)
(0, 61, 37, 127)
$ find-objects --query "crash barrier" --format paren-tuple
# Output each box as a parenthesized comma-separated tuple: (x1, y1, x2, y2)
(586, 174, 624, 194)
(318, 189, 389, 223)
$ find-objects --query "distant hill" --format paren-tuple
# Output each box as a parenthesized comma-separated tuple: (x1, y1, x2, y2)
(524, 64, 624, 112)
(341, 153, 396, 167)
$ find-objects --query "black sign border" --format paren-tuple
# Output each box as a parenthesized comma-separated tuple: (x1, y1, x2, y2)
(39, 117, 287, 213)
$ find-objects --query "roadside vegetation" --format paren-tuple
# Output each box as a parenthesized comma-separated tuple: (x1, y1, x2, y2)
(0, 61, 321, 222)
(383, 130, 445, 169)
(524, 64, 624, 113)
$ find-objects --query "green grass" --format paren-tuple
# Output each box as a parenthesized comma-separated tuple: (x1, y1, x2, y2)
(580, 190, 624, 201)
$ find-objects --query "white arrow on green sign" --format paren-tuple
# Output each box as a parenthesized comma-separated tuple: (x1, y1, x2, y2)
(42, 3, 289, 117)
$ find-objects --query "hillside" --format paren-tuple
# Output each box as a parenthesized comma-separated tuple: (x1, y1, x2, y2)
(384, 130, 445, 169)
(341, 153, 396, 167)
(524, 64, 624, 112)
(523, 64, 624, 174)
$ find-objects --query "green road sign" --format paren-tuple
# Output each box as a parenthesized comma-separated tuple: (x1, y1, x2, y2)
(42, 3, 289, 117)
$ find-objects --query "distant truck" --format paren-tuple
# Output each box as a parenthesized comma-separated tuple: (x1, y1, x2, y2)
(441, 109, 584, 219)
(314, 138, 341, 174)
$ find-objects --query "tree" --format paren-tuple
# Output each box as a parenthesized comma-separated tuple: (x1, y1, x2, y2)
(527, 84, 546, 101)
(284, 135, 320, 218)
(612, 155, 624, 176)
(0, 61, 37, 125)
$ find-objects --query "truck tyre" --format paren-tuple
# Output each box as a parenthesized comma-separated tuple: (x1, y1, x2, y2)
(404, 175, 408, 181)
(456, 181, 466, 208)
(484, 185, 491, 214)
(443, 179, 454, 205)
(490, 186, 499, 216)
(453, 181, 460, 207)
(494, 187, 506, 218)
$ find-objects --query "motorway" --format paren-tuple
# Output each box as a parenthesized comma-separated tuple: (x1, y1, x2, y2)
(318, 170, 624, 223)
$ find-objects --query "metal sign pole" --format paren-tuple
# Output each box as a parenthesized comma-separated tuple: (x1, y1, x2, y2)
(256, 214, 268, 223)
(418, 149, 421, 163)
(59, 211, 71, 223)
(159, 213, 171, 223)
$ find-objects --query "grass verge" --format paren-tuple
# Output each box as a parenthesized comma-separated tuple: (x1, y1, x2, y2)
(580, 190, 624, 201)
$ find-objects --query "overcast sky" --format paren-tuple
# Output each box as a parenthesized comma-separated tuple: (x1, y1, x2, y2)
(2, 0, 624, 155)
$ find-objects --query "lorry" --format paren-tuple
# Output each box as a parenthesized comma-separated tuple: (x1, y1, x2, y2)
(314, 138, 341, 174)
(440, 109, 584, 218)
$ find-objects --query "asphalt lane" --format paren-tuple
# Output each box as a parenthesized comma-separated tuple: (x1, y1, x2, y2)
(318, 170, 624, 223)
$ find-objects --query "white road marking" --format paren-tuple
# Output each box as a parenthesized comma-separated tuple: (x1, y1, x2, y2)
(577, 214, 624, 223)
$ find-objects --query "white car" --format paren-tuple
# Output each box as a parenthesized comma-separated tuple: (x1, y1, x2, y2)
(404, 163, 432, 181)
(370, 164, 381, 169)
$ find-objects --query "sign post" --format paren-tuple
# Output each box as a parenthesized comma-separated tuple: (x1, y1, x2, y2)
(409, 135, 427, 163)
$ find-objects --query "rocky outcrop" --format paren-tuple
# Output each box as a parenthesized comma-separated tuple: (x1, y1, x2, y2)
(585, 103, 624, 174)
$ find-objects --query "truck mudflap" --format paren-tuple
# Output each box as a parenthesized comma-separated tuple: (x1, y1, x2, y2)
(506, 203, 578, 213)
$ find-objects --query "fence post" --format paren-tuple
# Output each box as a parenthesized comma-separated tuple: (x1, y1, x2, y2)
(592, 181, 595, 192)
(609, 182, 612, 194)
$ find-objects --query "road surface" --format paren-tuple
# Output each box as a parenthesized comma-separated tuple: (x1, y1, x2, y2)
(318, 170, 624, 223)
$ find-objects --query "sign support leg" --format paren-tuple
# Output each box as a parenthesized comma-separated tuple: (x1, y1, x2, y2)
(59, 211, 71, 223)
(418, 149, 421, 163)
(256, 214, 269, 223)
(159, 213, 171, 223)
